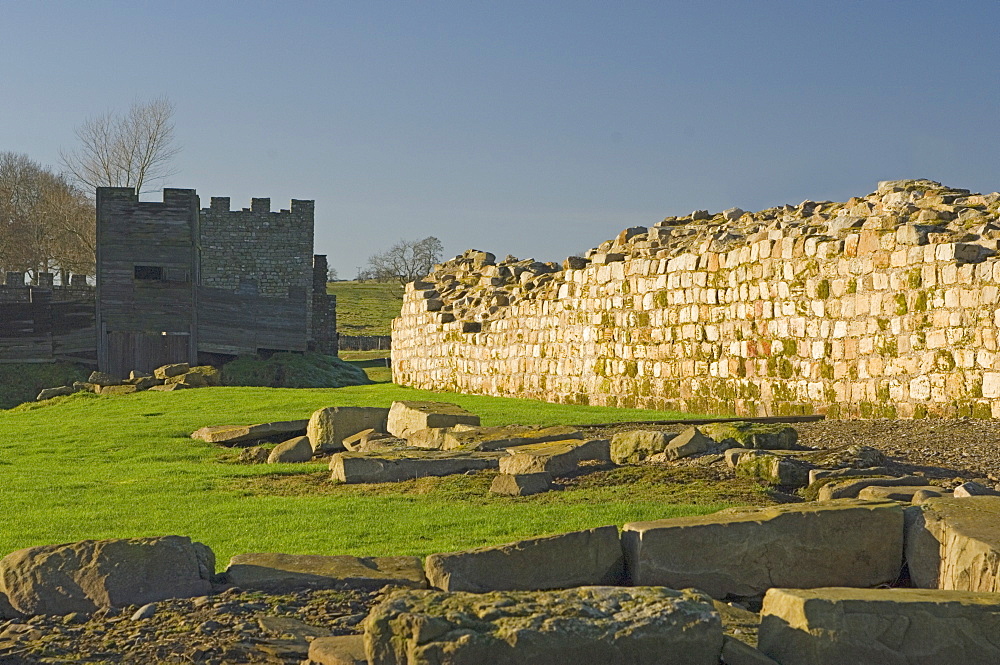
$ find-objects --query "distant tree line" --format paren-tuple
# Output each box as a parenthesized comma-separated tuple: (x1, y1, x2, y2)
(0, 98, 179, 283)
(357, 236, 443, 283)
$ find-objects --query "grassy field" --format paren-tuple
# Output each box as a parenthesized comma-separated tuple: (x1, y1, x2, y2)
(328, 280, 404, 336)
(0, 383, 765, 567)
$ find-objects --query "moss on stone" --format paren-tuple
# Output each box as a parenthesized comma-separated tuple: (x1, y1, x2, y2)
(816, 279, 831, 300)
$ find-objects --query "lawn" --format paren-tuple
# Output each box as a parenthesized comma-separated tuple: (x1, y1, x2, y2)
(0, 384, 764, 568)
(328, 280, 404, 336)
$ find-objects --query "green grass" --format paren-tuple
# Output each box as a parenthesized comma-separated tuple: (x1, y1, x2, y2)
(340, 350, 392, 383)
(328, 280, 404, 336)
(222, 352, 371, 388)
(0, 384, 758, 568)
(0, 361, 91, 410)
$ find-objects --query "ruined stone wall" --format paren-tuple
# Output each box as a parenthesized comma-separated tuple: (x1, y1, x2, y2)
(392, 180, 1000, 418)
(199, 197, 314, 300)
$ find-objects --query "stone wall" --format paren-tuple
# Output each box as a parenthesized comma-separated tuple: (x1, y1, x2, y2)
(392, 180, 1000, 418)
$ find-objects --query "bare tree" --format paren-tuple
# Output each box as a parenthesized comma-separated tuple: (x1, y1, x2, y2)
(364, 236, 443, 283)
(61, 96, 180, 195)
(0, 152, 95, 279)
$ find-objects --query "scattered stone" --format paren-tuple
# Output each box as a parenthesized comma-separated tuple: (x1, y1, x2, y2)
(190, 420, 309, 445)
(238, 446, 271, 464)
(954, 480, 1000, 497)
(87, 371, 121, 387)
(365, 586, 723, 665)
(154, 363, 190, 379)
(665, 426, 719, 460)
(425, 526, 622, 592)
(622, 500, 904, 598)
(858, 485, 947, 502)
(808, 466, 894, 484)
(148, 382, 187, 391)
(721, 635, 780, 665)
(225, 553, 426, 593)
(0, 536, 214, 615)
(817, 474, 929, 500)
(267, 436, 314, 463)
(444, 424, 583, 451)
(307, 406, 390, 453)
(385, 401, 480, 439)
(308, 634, 366, 665)
(489, 472, 552, 496)
(130, 602, 157, 620)
(758, 587, 1000, 665)
(130, 375, 161, 390)
(610, 429, 675, 463)
(35, 385, 76, 401)
(724, 447, 752, 468)
(167, 371, 208, 388)
(257, 614, 331, 639)
(906, 496, 1000, 591)
(700, 422, 800, 451)
(185, 365, 222, 386)
(98, 384, 139, 396)
(498, 438, 611, 475)
(342, 428, 378, 451)
(812, 444, 887, 469)
(330, 450, 503, 483)
(735, 451, 810, 487)
(406, 426, 455, 449)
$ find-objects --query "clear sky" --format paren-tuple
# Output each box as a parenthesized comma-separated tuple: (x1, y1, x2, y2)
(2, 1, 998, 276)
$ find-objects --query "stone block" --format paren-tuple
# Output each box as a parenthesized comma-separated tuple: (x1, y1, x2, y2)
(365, 586, 723, 665)
(735, 451, 810, 487)
(665, 426, 718, 460)
(36, 385, 76, 401)
(498, 439, 611, 475)
(858, 485, 946, 502)
(489, 472, 552, 496)
(330, 450, 503, 483)
(444, 424, 583, 451)
(905, 496, 1000, 591)
(808, 466, 893, 484)
(622, 500, 904, 598)
(153, 363, 189, 379)
(406, 427, 455, 449)
(308, 634, 366, 665)
(386, 401, 480, 439)
(225, 553, 426, 593)
(700, 422, 800, 450)
(758, 587, 1000, 665)
(0, 536, 214, 615)
(98, 384, 139, 396)
(721, 636, 779, 665)
(307, 406, 390, 453)
(818, 475, 929, 500)
(424, 526, 623, 592)
(267, 436, 314, 463)
(610, 429, 675, 464)
(191, 419, 309, 446)
(87, 371, 121, 387)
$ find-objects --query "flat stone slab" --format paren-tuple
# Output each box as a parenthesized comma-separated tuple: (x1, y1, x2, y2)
(759, 587, 1000, 665)
(225, 553, 426, 593)
(498, 438, 611, 475)
(818, 474, 929, 500)
(365, 586, 724, 665)
(190, 420, 309, 445)
(386, 401, 480, 439)
(425, 526, 623, 592)
(700, 421, 800, 450)
(622, 500, 904, 599)
(329, 450, 503, 483)
(858, 485, 947, 502)
(444, 425, 583, 451)
(489, 472, 552, 496)
(309, 634, 366, 665)
(906, 496, 1000, 591)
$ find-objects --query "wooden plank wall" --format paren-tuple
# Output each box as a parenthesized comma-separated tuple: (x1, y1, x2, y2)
(0, 298, 96, 364)
(198, 287, 307, 356)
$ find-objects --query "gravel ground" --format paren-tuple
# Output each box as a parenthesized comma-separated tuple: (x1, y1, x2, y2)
(2, 417, 997, 663)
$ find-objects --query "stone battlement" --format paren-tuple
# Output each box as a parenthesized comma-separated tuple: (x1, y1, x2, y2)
(392, 179, 1000, 418)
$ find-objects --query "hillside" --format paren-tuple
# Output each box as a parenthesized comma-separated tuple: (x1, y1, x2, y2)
(327, 280, 404, 336)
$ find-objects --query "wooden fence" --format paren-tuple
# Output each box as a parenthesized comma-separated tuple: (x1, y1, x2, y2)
(339, 335, 391, 351)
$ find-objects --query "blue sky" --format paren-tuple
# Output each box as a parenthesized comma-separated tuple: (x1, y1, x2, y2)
(1, 1, 998, 275)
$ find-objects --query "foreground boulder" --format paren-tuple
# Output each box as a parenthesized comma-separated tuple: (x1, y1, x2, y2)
(424, 526, 623, 592)
(386, 401, 480, 439)
(622, 500, 904, 598)
(365, 586, 724, 665)
(225, 553, 426, 593)
(0, 536, 214, 615)
(906, 496, 1000, 591)
(267, 436, 314, 463)
(307, 406, 390, 453)
(330, 450, 503, 483)
(610, 429, 676, 464)
(758, 587, 1000, 665)
(190, 420, 309, 445)
(498, 439, 611, 475)
(700, 422, 800, 450)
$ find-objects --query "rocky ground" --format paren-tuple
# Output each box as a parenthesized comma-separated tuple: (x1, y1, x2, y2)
(3, 417, 996, 664)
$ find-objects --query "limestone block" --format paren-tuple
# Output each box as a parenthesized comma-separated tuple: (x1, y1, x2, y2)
(267, 436, 314, 463)
(610, 429, 675, 464)
(700, 422, 800, 450)
(0, 536, 214, 615)
(153, 363, 189, 379)
(365, 586, 723, 665)
(190, 420, 309, 445)
(166, 372, 207, 388)
(858, 485, 947, 502)
(498, 439, 611, 475)
(444, 424, 582, 451)
(953, 481, 1000, 497)
(818, 475, 929, 500)
(425, 526, 623, 592)
(386, 401, 480, 439)
(406, 427, 454, 449)
(330, 450, 503, 483)
(225, 553, 426, 593)
(489, 472, 552, 496)
(87, 371, 121, 387)
(98, 384, 139, 396)
(36, 385, 76, 401)
(307, 406, 390, 453)
(905, 496, 1000, 591)
(308, 634, 366, 665)
(735, 451, 810, 487)
(147, 383, 187, 392)
(808, 466, 893, 484)
(665, 426, 718, 460)
(622, 500, 904, 598)
(758, 587, 1000, 665)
